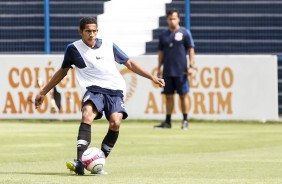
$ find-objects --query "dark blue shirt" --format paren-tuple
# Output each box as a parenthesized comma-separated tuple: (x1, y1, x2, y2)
(158, 27, 195, 77)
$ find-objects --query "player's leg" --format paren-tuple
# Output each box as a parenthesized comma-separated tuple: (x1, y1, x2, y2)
(67, 92, 103, 175)
(90, 95, 126, 175)
(154, 77, 175, 128)
(166, 94, 174, 122)
(77, 101, 97, 159)
(67, 101, 99, 175)
(176, 75, 189, 129)
(154, 94, 174, 128)
(101, 112, 123, 158)
(67, 101, 97, 175)
(92, 112, 123, 175)
(89, 112, 123, 175)
(179, 94, 189, 129)
(101, 95, 127, 158)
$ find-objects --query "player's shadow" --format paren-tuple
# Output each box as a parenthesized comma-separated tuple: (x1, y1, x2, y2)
(0, 171, 94, 177)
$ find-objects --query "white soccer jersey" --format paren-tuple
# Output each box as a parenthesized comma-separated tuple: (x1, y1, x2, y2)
(61, 38, 129, 96)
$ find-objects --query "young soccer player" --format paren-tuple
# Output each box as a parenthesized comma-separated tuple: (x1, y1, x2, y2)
(34, 16, 165, 175)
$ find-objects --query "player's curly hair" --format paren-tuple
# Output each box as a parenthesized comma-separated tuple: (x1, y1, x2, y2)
(79, 17, 98, 30)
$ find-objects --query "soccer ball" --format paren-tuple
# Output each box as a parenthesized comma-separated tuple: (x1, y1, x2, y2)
(81, 147, 106, 172)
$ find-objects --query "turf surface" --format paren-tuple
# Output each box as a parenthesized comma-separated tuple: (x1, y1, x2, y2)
(0, 120, 281, 184)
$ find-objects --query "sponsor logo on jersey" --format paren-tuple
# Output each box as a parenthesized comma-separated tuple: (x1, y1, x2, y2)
(96, 56, 104, 60)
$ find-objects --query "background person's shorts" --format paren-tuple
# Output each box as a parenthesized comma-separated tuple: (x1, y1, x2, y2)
(162, 76, 189, 95)
(81, 91, 128, 120)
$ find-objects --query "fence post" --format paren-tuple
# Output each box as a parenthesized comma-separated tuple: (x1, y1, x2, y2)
(44, 0, 50, 54)
(185, 0, 190, 30)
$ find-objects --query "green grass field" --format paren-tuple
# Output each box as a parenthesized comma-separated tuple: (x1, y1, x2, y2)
(0, 120, 282, 184)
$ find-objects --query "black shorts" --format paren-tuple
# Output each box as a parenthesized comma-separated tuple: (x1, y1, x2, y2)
(162, 76, 189, 95)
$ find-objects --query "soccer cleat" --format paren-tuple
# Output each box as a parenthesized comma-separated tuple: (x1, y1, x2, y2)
(154, 121, 171, 129)
(66, 159, 85, 175)
(181, 120, 188, 130)
(91, 170, 108, 175)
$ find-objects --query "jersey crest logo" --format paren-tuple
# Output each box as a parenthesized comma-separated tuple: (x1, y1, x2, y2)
(175, 32, 183, 41)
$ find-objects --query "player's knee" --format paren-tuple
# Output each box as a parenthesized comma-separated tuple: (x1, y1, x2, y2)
(109, 119, 121, 131)
(179, 94, 188, 100)
(166, 95, 174, 101)
(82, 106, 94, 123)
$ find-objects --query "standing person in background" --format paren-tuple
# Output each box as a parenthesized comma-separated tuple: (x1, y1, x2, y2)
(35, 16, 165, 175)
(154, 9, 195, 130)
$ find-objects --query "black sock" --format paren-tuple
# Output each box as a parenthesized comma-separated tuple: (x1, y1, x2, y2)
(77, 122, 91, 161)
(183, 114, 188, 121)
(101, 129, 119, 158)
(165, 115, 171, 124)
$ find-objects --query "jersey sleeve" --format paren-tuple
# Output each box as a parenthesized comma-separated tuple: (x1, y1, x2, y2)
(185, 29, 195, 49)
(61, 44, 75, 68)
(113, 43, 129, 64)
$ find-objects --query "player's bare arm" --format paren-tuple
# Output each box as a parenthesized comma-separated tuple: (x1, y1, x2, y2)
(34, 67, 70, 109)
(189, 48, 195, 66)
(157, 50, 164, 78)
(124, 59, 165, 87)
(187, 48, 195, 75)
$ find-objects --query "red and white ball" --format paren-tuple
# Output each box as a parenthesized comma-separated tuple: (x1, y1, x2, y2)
(81, 147, 106, 172)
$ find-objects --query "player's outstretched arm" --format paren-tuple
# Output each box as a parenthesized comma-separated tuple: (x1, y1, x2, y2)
(34, 68, 70, 109)
(124, 59, 165, 87)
